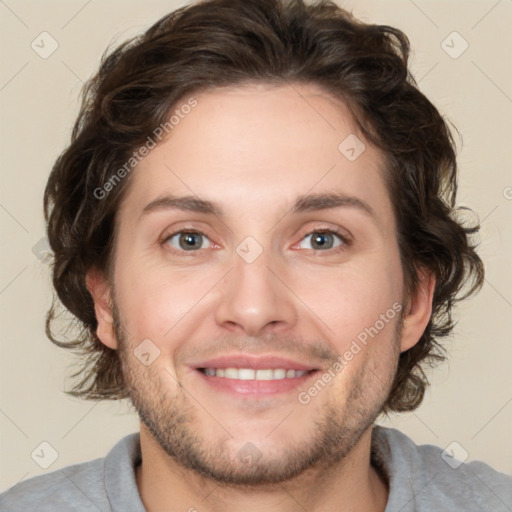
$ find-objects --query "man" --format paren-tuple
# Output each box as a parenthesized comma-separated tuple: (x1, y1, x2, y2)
(1, 0, 511, 510)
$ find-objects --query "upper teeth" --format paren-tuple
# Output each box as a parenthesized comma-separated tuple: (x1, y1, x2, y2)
(202, 368, 309, 380)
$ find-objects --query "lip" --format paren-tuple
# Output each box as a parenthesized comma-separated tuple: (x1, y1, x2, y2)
(191, 353, 320, 371)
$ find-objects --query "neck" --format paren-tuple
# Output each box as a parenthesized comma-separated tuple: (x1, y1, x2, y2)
(135, 424, 389, 512)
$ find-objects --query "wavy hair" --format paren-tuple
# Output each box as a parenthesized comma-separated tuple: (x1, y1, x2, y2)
(44, 0, 484, 412)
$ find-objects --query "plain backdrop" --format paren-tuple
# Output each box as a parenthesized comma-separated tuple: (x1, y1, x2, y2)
(1, 0, 511, 492)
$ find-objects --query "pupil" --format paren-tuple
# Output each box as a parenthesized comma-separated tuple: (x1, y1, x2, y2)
(313, 233, 332, 250)
(181, 233, 201, 250)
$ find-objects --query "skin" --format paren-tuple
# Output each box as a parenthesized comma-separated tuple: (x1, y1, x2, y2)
(87, 82, 435, 512)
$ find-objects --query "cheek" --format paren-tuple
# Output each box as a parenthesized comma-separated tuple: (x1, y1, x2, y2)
(123, 282, 195, 338)
(113, 253, 203, 343)
(296, 258, 401, 337)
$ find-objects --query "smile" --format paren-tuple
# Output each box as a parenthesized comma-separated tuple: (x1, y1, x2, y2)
(199, 368, 311, 380)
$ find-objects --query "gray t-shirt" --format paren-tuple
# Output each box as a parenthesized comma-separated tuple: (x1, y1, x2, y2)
(1, 426, 511, 511)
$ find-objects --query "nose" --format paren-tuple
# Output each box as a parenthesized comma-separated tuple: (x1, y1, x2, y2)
(214, 247, 298, 337)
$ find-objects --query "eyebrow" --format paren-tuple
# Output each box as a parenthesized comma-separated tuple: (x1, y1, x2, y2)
(140, 192, 376, 220)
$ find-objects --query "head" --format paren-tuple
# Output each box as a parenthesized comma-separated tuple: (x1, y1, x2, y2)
(45, 0, 484, 485)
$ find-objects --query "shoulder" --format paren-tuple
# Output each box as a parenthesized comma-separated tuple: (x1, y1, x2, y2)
(0, 457, 108, 512)
(372, 425, 512, 512)
(0, 433, 141, 512)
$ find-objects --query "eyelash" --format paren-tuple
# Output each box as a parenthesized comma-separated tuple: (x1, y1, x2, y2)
(160, 227, 352, 256)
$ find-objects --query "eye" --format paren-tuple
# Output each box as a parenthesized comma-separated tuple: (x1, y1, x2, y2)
(297, 230, 348, 251)
(163, 231, 211, 252)
(161, 228, 350, 255)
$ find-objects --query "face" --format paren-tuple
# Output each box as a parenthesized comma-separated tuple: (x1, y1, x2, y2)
(90, 82, 432, 486)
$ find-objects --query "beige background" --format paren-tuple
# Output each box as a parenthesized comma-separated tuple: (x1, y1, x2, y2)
(1, 0, 511, 492)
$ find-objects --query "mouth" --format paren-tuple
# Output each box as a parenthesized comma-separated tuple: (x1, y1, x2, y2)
(191, 354, 322, 397)
(198, 367, 313, 379)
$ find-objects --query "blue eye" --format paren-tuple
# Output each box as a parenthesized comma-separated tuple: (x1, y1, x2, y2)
(162, 228, 349, 255)
(164, 231, 211, 251)
(298, 231, 346, 251)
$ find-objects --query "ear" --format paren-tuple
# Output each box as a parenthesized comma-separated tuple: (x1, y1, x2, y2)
(85, 267, 118, 350)
(400, 267, 436, 353)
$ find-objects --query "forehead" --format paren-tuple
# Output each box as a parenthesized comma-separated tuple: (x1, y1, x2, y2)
(118, 82, 392, 229)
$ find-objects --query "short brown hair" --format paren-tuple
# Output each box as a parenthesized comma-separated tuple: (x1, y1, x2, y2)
(44, 0, 484, 412)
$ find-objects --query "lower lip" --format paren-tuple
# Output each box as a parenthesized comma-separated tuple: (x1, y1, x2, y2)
(195, 369, 320, 397)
